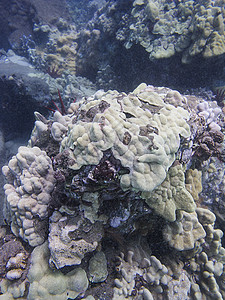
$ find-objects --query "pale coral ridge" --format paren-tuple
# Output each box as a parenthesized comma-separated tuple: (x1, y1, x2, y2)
(60, 83, 190, 193)
(2, 146, 55, 246)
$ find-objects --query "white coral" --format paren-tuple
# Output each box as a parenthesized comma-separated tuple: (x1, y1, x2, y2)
(2, 146, 55, 246)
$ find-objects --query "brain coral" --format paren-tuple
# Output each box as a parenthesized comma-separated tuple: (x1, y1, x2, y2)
(60, 83, 190, 193)
(2, 146, 55, 247)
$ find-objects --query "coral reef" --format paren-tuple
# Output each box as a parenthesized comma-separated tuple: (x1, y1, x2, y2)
(0, 241, 88, 299)
(113, 250, 170, 299)
(1, 0, 225, 298)
(20, 19, 79, 76)
(2, 146, 55, 246)
(143, 163, 196, 222)
(163, 211, 206, 251)
(60, 83, 190, 194)
(70, 0, 225, 92)
(44, 27, 78, 76)
(1, 83, 225, 299)
(117, 0, 225, 63)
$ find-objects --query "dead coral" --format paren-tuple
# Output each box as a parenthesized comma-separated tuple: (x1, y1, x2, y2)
(193, 128, 224, 162)
(0, 229, 30, 283)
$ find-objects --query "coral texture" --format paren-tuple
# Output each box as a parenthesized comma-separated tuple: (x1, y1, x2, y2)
(0, 241, 88, 299)
(185, 169, 202, 201)
(118, 0, 225, 63)
(1, 83, 225, 299)
(2, 146, 55, 246)
(48, 211, 103, 268)
(142, 163, 196, 222)
(163, 211, 206, 251)
(113, 250, 170, 299)
(60, 83, 190, 194)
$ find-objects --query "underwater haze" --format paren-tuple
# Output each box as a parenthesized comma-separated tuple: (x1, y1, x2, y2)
(0, 0, 225, 299)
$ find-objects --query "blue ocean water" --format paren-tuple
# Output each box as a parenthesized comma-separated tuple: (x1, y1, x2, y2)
(0, 0, 225, 299)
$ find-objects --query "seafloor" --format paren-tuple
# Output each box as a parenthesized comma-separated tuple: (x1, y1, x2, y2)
(0, 0, 225, 299)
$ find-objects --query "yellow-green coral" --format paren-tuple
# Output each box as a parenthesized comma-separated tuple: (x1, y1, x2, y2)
(142, 164, 196, 222)
(122, 0, 225, 62)
(60, 84, 190, 194)
(186, 208, 225, 299)
(185, 169, 202, 201)
(163, 211, 206, 251)
(0, 242, 88, 300)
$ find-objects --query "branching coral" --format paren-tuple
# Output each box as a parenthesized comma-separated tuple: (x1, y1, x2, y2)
(163, 211, 206, 251)
(113, 250, 170, 299)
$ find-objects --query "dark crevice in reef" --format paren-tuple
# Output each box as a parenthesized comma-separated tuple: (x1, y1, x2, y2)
(0, 60, 51, 142)
(0, 83, 34, 141)
(93, 42, 225, 93)
(0, 77, 47, 141)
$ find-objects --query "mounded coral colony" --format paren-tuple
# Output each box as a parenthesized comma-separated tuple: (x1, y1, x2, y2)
(1, 83, 225, 299)
(120, 0, 225, 63)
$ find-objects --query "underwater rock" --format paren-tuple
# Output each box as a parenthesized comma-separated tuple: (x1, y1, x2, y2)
(0, 0, 71, 50)
(0, 51, 51, 140)
(88, 251, 108, 283)
(48, 211, 104, 268)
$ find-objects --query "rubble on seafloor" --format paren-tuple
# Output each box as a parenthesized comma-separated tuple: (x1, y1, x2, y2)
(0, 83, 225, 299)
